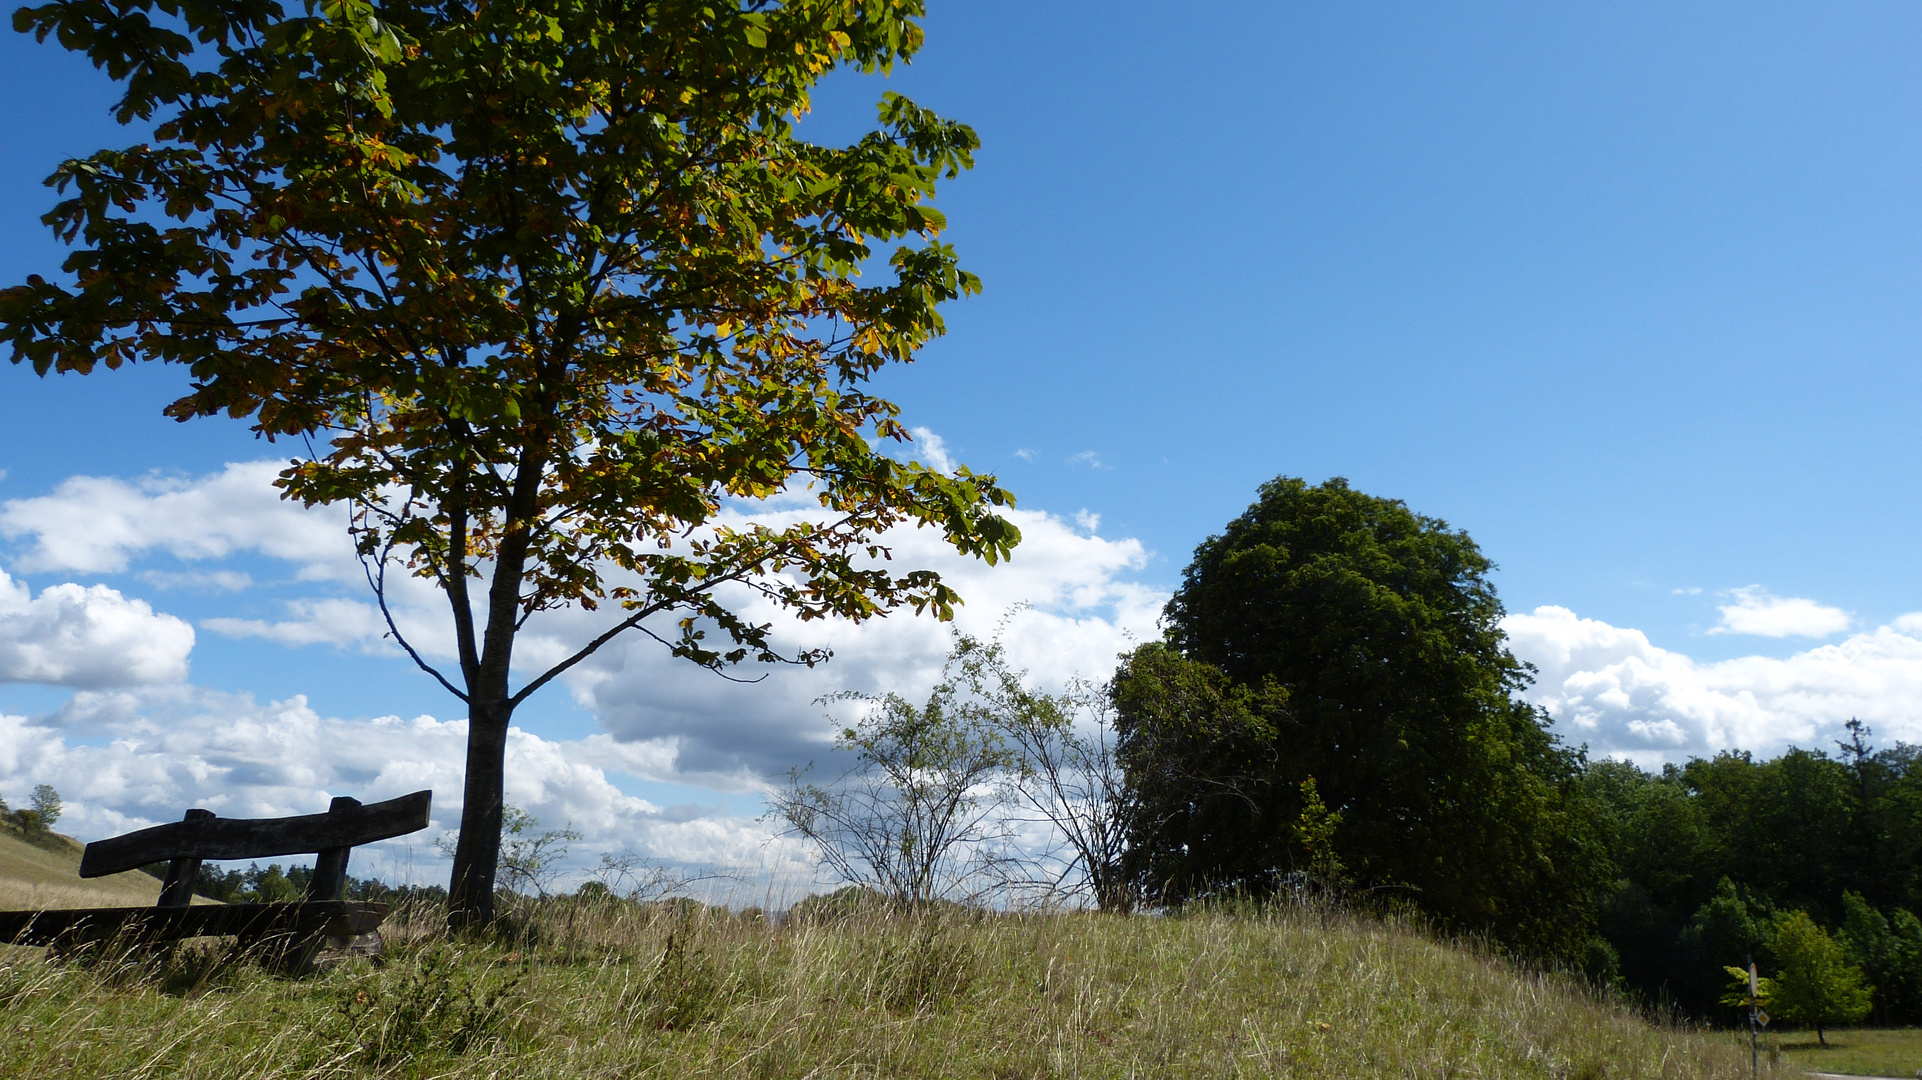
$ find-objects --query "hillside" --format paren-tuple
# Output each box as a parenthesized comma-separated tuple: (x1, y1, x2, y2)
(0, 826, 163, 911)
(0, 897, 1787, 1079)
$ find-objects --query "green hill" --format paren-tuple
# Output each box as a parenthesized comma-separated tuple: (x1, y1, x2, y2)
(0, 897, 1787, 1078)
(0, 825, 164, 911)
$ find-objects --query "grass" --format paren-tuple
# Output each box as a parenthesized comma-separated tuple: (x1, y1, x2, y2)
(1772, 1026, 1922, 1076)
(0, 825, 166, 911)
(0, 894, 1787, 1080)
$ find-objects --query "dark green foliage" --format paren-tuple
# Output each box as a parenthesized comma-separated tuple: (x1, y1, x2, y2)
(1121, 476, 1608, 961)
(1112, 642, 1289, 900)
(1584, 726, 1922, 1021)
(1838, 891, 1922, 1025)
(1676, 879, 1773, 1011)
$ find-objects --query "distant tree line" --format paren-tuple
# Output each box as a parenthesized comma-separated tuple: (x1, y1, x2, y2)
(1585, 728, 1922, 1022)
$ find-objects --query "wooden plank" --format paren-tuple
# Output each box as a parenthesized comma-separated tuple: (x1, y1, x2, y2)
(158, 809, 214, 907)
(0, 900, 390, 948)
(78, 791, 431, 878)
(306, 798, 360, 901)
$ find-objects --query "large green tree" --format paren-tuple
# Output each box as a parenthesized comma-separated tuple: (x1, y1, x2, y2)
(1124, 476, 1606, 959)
(1, 0, 1018, 925)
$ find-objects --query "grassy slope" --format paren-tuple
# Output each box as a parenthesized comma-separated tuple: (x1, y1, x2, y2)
(0, 899, 1791, 1080)
(0, 826, 162, 910)
(1775, 1027, 1922, 1077)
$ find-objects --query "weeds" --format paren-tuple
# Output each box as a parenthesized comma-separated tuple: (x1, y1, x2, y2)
(859, 919, 978, 1012)
(325, 945, 522, 1070)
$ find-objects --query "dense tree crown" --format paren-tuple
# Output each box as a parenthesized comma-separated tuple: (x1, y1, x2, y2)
(1121, 476, 1604, 960)
(2, 0, 1016, 924)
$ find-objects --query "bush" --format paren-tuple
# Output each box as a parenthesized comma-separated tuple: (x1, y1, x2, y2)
(326, 946, 521, 1069)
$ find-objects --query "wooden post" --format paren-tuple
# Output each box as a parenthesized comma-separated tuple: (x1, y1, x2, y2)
(156, 809, 214, 907)
(306, 797, 360, 901)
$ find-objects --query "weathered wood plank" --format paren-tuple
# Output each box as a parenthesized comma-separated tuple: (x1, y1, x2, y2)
(78, 791, 431, 878)
(0, 900, 390, 948)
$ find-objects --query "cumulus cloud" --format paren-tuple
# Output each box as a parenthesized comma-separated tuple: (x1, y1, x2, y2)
(0, 688, 806, 886)
(908, 427, 957, 473)
(1504, 605, 1922, 765)
(532, 502, 1165, 786)
(0, 461, 351, 579)
(1709, 586, 1851, 638)
(0, 569, 193, 687)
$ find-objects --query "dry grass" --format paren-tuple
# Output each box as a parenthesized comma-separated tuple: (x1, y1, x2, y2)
(0, 895, 1788, 1080)
(0, 827, 164, 909)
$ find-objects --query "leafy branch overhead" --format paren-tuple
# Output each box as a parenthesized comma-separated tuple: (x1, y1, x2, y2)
(1, 0, 1018, 686)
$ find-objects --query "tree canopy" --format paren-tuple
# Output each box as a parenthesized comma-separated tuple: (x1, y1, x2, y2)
(2, 0, 1018, 924)
(1121, 476, 1605, 959)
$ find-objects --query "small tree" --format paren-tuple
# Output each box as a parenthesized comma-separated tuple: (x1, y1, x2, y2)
(1292, 776, 1345, 890)
(29, 785, 62, 832)
(773, 642, 1015, 907)
(933, 630, 1135, 913)
(1770, 909, 1873, 1044)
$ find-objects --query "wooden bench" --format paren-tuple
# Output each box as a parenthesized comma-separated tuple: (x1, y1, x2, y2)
(0, 790, 431, 965)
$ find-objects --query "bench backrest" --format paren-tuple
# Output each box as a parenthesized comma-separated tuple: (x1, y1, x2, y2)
(79, 791, 432, 908)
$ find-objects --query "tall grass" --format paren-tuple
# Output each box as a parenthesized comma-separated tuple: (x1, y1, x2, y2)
(0, 895, 1787, 1079)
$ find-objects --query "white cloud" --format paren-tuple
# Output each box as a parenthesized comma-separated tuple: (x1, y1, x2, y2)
(1074, 509, 1101, 534)
(1504, 604, 1922, 765)
(1709, 586, 1851, 638)
(0, 461, 351, 579)
(203, 598, 393, 651)
(40, 463, 1167, 786)
(1068, 450, 1105, 469)
(0, 688, 807, 886)
(1014, 448, 1037, 462)
(0, 569, 193, 687)
(908, 427, 956, 473)
(532, 503, 1165, 785)
(138, 570, 254, 593)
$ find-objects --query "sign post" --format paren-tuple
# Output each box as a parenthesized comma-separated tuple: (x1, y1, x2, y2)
(1747, 960, 1762, 1080)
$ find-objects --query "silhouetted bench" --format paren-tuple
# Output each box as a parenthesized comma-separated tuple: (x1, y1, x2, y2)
(0, 791, 431, 964)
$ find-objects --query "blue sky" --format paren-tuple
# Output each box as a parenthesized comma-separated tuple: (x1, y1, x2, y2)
(3, 2, 1922, 878)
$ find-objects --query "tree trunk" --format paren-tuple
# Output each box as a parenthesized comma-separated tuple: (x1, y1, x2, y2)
(447, 696, 512, 929)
